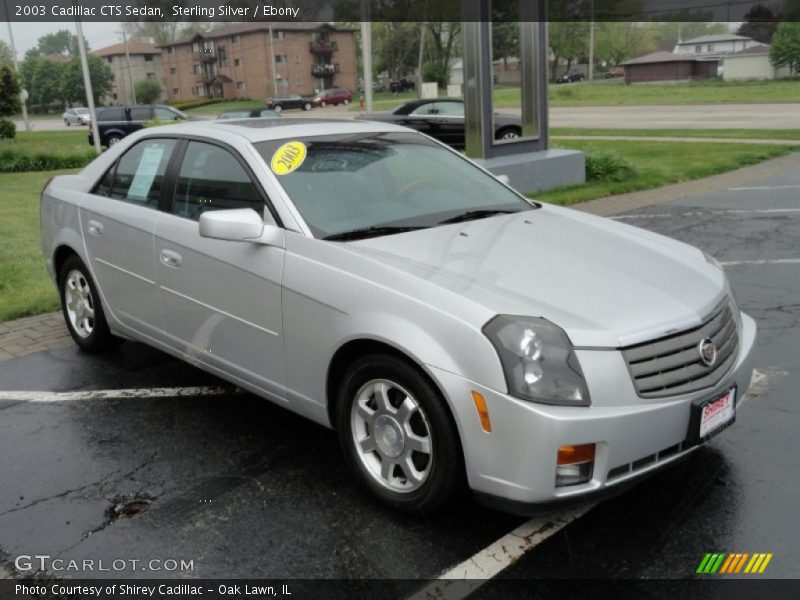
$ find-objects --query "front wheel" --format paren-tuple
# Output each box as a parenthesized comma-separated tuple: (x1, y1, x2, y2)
(336, 354, 465, 514)
(59, 255, 122, 352)
(320, 101, 327, 108)
(303, 102, 312, 111)
(343, 99, 350, 105)
(64, 120, 70, 126)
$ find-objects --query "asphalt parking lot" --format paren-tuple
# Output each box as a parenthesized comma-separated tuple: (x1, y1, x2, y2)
(1, 165, 798, 593)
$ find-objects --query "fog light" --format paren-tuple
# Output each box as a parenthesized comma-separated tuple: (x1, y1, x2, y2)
(556, 444, 595, 487)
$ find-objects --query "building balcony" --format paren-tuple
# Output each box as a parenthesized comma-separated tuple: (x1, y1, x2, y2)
(309, 40, 338, 55)
(312, 63, 340, 77)
(193, 51, 217, 64)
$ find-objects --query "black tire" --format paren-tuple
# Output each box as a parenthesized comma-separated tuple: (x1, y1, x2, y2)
(336, 353, 465, 514)
(303, 102, 312, 111)
(496, 127, 521, 141)
(105, 134, 122, 146)
(64, 120, 70, 126)
(343, 99, 349, 105)
(58, 254, 122, 352)
(273, 105, 282, 113)
(321, 101, 327, 108)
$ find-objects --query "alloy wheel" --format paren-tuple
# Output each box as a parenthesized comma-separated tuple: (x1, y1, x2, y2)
(64, 269, 95, 338)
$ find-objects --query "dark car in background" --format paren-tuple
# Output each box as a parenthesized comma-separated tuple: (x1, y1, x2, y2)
(88, 105, 190, 147)
(266, 94, 313, 112)
(604, 66, 625, 79)
(311, 88, 353, 107)
(555, 71, 585, 84)
(217, 108, 281, 120)
(356, 98, 522, 150)
(389, 79, 416, 93)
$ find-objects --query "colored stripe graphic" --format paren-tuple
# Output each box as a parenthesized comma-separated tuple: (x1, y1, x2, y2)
(698, 552, 772, 574)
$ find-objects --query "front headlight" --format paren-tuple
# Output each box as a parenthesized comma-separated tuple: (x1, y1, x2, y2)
(483, 315, 590, 406)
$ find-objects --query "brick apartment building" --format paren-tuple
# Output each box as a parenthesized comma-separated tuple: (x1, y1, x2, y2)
(92, 42, 165, 104)
(159, 22, 357, 102)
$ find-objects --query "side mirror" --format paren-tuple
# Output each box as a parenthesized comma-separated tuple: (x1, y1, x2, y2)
(199, 208, 284, 247)
(496, 174, 510, 185)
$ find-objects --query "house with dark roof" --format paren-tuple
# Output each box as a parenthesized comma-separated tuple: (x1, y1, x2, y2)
(722, 44, 792, 81)
(158, 22, 357, 101)
(621, 51, 719, 84)
(92, 41, 165, 104)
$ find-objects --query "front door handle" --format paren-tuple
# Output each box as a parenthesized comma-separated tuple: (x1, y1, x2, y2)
(160, 249, 183, 268)
(87, 220, 103, 236)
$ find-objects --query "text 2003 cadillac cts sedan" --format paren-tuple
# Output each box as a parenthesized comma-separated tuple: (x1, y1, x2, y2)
(40, 119, 756, 515)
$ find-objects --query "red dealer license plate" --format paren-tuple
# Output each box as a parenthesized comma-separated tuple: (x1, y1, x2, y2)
(699, 387, 736, 440)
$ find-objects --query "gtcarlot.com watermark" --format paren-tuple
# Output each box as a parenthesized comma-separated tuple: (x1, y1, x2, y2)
(14, 554, 194, 573)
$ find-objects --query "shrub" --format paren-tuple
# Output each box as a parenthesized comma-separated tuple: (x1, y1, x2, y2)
(135, 79, 162, 104)
(0, 118, 15, 139)
(0, 147, 95, 172)
(583, 146, 638, 182)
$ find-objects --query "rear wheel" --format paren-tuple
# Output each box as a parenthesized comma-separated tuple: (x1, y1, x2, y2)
(59, 255, 122, 352)
(343, 99, 350, 105)
(273, 105, 282, 113)
(64, 119, 70, 126)
(105, 134, 122, 146)
(321, 101, 327, 108)
(303, 102, 312, 111)
(496, 127, 521, 141)
(336, 354, 465, 514)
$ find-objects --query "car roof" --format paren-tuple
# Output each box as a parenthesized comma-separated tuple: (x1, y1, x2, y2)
(138, 118, 413, 143)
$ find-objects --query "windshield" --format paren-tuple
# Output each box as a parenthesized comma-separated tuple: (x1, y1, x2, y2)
(75, 108, 89, 114)
(255, 132, 535, 239)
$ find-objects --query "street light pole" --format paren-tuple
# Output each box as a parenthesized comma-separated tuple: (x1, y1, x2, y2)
(75, 20, 101, 155)
(122, 30, 136, 104)
(5, 20, 31, 131)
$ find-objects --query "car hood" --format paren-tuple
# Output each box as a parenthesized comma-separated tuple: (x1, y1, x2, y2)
(348, 207, 727, 348)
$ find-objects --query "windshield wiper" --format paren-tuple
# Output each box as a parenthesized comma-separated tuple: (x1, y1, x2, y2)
(323, 225, 429, 242)
(437, 209, 518, 225)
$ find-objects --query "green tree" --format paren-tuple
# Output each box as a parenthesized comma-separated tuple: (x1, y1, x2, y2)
(492, 22, 519, 69)
(27, 29, 89, 58)
(737, 4, 781, 44)
(135, 79, 162, 104)
(373, 23, 419, 79)
(424, 22, 461, 85)
(770, 22, 800, 74)
(0, 41, 13, 68)
(59, 57, 114, 105)
(19, 56, 65, 108)
(549, 22, 588, 81)
(595, 22, 655, 67)
(0, 67, 20, 138)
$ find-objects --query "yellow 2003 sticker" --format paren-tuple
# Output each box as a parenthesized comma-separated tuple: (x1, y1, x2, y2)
(271, 141, 307, 175)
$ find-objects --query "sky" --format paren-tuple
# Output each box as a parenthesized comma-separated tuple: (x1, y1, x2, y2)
(1, 21, 127, 56)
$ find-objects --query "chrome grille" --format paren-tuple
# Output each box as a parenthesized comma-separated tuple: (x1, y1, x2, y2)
(621, 301, 739, 398)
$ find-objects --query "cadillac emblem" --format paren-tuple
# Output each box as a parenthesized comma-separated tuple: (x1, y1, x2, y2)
(698, 338, 717, 367)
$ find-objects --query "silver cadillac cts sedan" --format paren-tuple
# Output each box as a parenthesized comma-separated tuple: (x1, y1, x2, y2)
(40, 119, 756, 515)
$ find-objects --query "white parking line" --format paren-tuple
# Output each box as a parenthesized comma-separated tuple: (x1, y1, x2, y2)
(719, 258, 800, 267)
(613, 208, 800, 220)
(728, 184, 800, 191)
(0, 386, 240, 402)
(408, 505, 593, 600)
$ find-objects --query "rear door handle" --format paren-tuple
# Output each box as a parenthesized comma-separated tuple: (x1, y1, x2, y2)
(87, 220, 103, 236)
(160, 249, 183, 268)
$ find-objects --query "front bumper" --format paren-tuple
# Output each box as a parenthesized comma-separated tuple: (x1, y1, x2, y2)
(428, 312, 757, 511)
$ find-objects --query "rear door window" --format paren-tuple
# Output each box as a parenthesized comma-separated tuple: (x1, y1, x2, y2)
(109, 138, 177, 207)
(99, 107, 125, 121)
(130, 107, 151, 122)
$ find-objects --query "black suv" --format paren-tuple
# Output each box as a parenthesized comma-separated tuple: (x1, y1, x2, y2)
(88, 105, 189, 147)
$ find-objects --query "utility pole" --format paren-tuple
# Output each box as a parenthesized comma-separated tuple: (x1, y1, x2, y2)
(361, 22, 373, 113)
(5, 19, 30, 131)
(417, 22, 426, 99)
(588, 0, 594, 82)
(75, 20, 101, 155)
(268, 25, 278, 97)
(122, 30, 136, 104)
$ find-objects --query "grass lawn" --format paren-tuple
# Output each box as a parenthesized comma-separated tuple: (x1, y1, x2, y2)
(0, 169, 76, 322)
(550, 128, 800, 140)
(508, 78, 800, 107)
(537, 140, 799, 206)
(0, 130, 95, 156)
